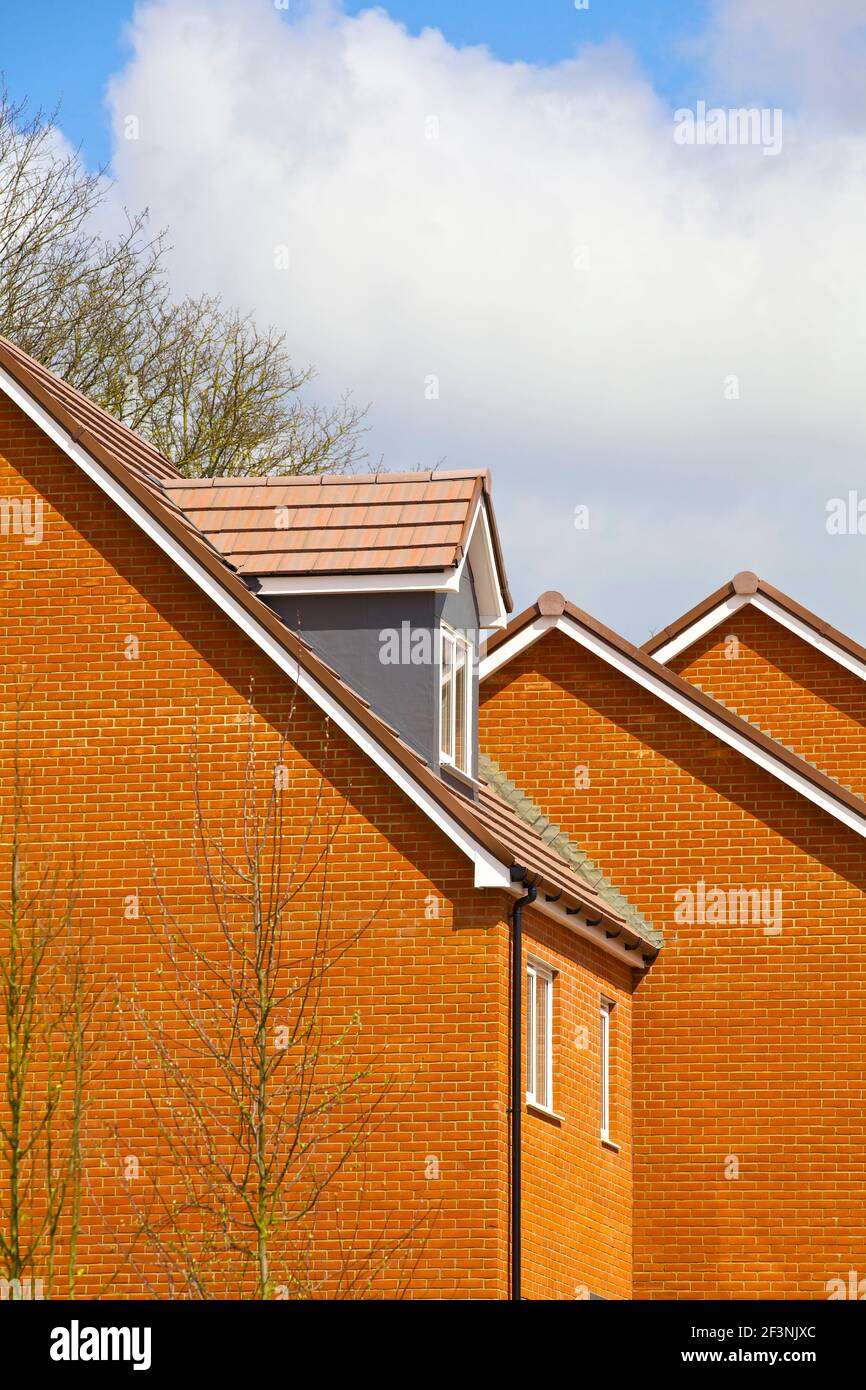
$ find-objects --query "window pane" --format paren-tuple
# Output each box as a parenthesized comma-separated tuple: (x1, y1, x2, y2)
(525, 968, 535, 1099)
(600, 1004, 610, 1138)
(535, 974, 550, 1109)
(454, 639, 468, 770)
(440, 635, 454, 761)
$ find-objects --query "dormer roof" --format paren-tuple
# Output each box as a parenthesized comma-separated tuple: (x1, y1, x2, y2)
(163, 469, 513, 626)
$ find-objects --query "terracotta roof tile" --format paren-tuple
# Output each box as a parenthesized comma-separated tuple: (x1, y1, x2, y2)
(457, 782, 656, 959)
(0, 336, 181, 487)
(163, 471, 509, 588)
(479, 756, 662, 950)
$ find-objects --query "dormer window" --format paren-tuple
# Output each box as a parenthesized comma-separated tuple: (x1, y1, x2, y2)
(439, 624, 473, 774)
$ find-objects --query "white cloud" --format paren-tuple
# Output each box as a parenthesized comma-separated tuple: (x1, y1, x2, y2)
(104, 0, 866, 639)
(700, 0, 866, 124)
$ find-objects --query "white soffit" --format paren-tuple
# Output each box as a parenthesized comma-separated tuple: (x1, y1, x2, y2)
(458, 497, 509, 630)
(256, 568, 460, 596)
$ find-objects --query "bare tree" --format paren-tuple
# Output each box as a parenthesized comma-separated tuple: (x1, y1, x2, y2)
(116, 716, 429, 1298)
(0, 86, 368, 477)
(115, 295, 366, 478)
(0, 696, 103, 1299)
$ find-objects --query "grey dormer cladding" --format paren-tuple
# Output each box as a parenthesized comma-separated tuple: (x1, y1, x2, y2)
(267, 562, 481, 784)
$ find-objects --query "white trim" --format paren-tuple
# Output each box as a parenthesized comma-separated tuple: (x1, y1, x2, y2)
(526, 957, 554, 1112)
(751, 594, 866, 684)
(651, 591, 866, 686)
(439, 622, 473, 775)
(455, 497, 508, 629)
(257, 568, 459, 597)
(481, 611, 866, 841)
(0, 364, 513, 891)
(526, 1099, 564, 1122)
(650, 595, 748, 664)
(479, 616, 553, 681)
(600, 997, 613, 1143)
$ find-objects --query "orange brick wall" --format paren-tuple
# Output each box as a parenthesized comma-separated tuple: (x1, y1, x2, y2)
(667, 605, 866, 795)
(1, 398, 518, 1298)
(0, 398, 632, 1301)
(480, 628, 866, 1300)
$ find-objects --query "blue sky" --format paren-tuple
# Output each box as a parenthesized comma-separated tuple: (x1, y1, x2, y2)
(1, 1, 711, 168)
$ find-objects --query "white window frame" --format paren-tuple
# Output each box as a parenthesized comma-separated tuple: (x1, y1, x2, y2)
(439, 623, 474, 774)
(600, 998, 614, 1142)
(526, 959, 555, 1112)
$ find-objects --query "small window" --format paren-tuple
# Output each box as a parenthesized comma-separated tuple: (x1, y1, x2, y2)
(526, 960, 554, 1111)
(439, 626, 473, 774)
(600, 998, 614, 1141)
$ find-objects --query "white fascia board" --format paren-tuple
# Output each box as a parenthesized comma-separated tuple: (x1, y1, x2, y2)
(256, 568, 459, 597)
(651, 592, 866, 685)
(0, 365, 513, 890)
(519, 888, 650, 969)
(475, 857, 512, 889)
(750, 594, 866, 684)
(479, 605, 866, 841)
(553, 614, 866, 841)
(479, 615, 555, 680)
(650, 595, 749, 663)
(456, 498, 508, 630)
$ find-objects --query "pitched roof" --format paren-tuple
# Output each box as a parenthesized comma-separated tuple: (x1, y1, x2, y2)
(163, 472, 512, 601)
(0, 336, 636, 958)
(479, 756, 662, 950)
(480, 590, 866, 841)
(0, 335, 181, 488)
(641, 570, 866, 678)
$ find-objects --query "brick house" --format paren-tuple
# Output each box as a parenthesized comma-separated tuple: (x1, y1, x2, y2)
(1, 336, 863, 1300)
(480, 592, 866, 1299)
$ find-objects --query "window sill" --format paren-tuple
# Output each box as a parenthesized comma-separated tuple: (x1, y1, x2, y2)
(600, 1136, 620, 1153)
(526, 1100, 564, 1125)
(439, 759, 480, 790)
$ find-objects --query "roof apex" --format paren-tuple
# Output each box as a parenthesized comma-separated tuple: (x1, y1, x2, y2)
(537, 590, 567, 616)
